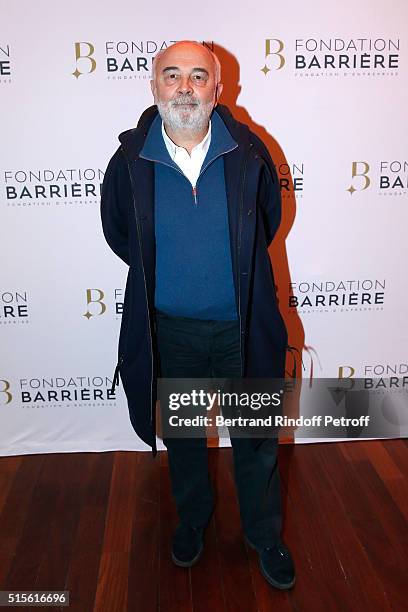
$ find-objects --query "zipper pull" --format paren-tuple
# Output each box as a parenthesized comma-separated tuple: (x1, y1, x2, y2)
(110, 356, 123, 393)
(192, 186, 197, 205)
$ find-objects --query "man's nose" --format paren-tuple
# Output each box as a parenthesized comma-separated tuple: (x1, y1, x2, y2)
(177, 75, 193, 94)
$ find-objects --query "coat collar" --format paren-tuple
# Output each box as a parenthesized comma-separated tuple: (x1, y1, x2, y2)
(138, 109, 238, 170)
(118, 104, 250, 161)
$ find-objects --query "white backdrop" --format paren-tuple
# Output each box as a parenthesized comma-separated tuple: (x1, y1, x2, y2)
(1, 0, 407, 455)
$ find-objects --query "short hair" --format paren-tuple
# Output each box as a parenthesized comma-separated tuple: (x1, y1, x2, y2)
(151, 41, 221, 84)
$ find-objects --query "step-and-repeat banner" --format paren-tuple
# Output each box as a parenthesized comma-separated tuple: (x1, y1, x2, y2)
(1, 0, 407, 455)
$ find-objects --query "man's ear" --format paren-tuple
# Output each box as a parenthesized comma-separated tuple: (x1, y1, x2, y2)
(150, 80, 155, 97)
(214, 82, 223, 105)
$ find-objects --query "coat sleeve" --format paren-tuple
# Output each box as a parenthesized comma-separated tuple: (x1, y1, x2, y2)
(100, 147, 132, 266)
(251, 134, 282, 247)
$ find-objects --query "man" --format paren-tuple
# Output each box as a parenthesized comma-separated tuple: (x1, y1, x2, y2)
(101, 40, 295, 590)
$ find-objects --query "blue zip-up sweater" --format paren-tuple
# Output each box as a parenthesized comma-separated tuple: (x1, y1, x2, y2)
(140, 111, 238, 320)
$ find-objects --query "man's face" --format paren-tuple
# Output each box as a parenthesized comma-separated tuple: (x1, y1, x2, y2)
(151, 43, 223, 133)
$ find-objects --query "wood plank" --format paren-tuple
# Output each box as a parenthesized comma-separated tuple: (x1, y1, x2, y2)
(304, 443, 393, 610)
(0, 455, 44, 590)
(360, 440, 403, 479)
(360, 440, 408, 521)
(0, 456, 22, 517)
(57, 452, 114, 612)
(127, 451, 160, 612)
(5, 453, 81, 592)
(278, 444, 362, 611)
(1, 454, 50, 589)
(382, 439, 408, 478)
(316, 442, 404, 610)
(33, 453, 95, 595)
(336, 446, 407, 610)
(338, 439, 368, 462)
(93, 452, 140, 612)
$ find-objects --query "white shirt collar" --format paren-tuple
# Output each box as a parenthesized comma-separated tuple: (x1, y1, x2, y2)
(161, 120, 211, 161)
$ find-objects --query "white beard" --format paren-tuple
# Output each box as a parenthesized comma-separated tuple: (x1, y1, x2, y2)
(155, 94, 214, 134)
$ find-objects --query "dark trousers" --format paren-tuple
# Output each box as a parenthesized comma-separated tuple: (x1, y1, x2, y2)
(156, 310, 282, 550)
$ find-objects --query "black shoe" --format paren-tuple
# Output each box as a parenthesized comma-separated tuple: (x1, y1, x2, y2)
(259, 543, 296, 590)
(245, 536, 295, 589)
(171, 524, 204, 568)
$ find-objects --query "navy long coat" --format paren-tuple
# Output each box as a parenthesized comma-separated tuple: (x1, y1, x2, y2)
(101, 104, 288, 454)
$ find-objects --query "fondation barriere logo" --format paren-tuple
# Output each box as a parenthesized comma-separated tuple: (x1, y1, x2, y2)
(0, 290, 30, 325)
(277, 162, 304, 198)
(347, 160, 408, 197)
(338, 362, 408, 391)
(2, 168, 104, 207)
(83, 288, 123, 320)
(0, 375, 117, 407)
(0, 44, 11, 84)
(71, 39, 214, 80)
(289, 278, 386, 314)
(261, 37, 400, 78)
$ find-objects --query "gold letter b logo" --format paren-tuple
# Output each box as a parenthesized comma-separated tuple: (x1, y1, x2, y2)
(72, 42, 96, 78)
(347, 161, 370, 195)
(0, 379, 12, 404)
(84, 289, 106, 319)
(262, 39, 285, 74)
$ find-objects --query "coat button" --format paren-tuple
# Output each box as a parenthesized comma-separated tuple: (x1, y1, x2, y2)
(247, 209, 252, 215)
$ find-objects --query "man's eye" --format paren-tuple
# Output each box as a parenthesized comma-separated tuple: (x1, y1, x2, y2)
(193, 74, 207, 84)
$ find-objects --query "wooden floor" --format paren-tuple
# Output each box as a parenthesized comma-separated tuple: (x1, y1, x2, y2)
(0, 440, 407, 612)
